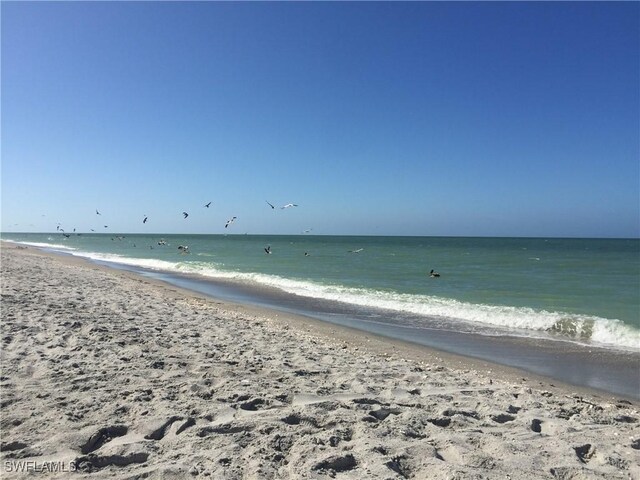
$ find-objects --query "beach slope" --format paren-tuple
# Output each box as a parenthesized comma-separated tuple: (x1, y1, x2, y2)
(1, 245, 638, 479)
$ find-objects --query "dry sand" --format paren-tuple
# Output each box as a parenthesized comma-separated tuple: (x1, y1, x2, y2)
(1, 243, 639, 479)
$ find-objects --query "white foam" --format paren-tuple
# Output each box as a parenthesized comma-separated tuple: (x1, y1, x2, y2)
(69, 251, 179, 271)
(182, 262, 640, 351)
(591, 319, 640, 350)
(5, 240, 77, 251)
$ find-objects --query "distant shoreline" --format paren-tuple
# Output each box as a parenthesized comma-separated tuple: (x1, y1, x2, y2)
(3, 231, 640, 240)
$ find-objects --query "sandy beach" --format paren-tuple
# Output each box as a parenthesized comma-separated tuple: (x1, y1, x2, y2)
(1, 243, 638, 479)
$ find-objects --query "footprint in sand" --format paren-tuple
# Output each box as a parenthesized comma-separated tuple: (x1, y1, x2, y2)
(574, 444, 595, 464)
(281, 413, 321, 428)
(239, 398, 268, 411)
(385, 455, 412, 479)
(490, 413, 516, 424)
(312, 453, 358, 474)
(531, 419, 543, 433)
(144, 416, 183, 441)
(368, 407, 402, 421)
(80, 425, 128, 454)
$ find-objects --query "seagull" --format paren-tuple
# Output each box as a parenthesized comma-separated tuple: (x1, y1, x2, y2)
(104, 225, 108, 228)
(430, 269, 441, 278)
(302, 228, 313, 234)
(264, 245, 272, 254)
(266, 201, 275, 209)
(90, 229, 95, 232)
(225, 216, 237, 228)
(281, 203, 298, 209)
(348, 248, 364, 253)
(183, 212, 189, 219)
(143, 215, 148, 224)
(96, 209, 101, 215)
(205, 202, 211, 208)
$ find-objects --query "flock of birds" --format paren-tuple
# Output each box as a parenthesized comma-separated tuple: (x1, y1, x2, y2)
(88, 201, 299, 232)
(53, 201, 299, 239)
(54, 200, 303, 252)
(52, 202, 442, 277)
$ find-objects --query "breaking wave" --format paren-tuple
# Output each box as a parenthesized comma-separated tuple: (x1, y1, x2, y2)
(52, 249, 640, 352)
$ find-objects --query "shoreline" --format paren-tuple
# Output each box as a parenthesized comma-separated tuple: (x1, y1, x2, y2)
(5, 240, 639, 400)
(1, 243, 639, 478)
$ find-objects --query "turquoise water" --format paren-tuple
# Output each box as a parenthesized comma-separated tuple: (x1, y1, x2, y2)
(3, 233, 639, 351)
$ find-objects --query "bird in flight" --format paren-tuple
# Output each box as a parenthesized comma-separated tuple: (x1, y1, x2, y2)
(225, 216, 237, 228)
(183, 212, 189, 219)
(96, 209, 101, 215)
(264, 245, 272, 254)
(143, 215, 148, 224)
(281, 203, 298, 209)
(205, 202, 211, 208)
(266, 201, 275, 209)
(348, 248, 364, 253)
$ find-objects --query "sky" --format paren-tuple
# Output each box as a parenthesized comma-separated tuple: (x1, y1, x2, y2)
(2, 2, 639, 238)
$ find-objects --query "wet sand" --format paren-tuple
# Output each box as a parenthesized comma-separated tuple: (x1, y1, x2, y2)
(1, 243, 639, 479)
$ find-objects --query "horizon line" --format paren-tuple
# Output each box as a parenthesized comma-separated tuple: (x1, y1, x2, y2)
(2, 231, 639, 241)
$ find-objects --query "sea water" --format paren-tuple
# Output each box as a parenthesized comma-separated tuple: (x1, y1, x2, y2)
(3, 233, 638, 352)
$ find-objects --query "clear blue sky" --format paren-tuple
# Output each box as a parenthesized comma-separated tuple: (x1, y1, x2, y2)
(2, 2, 638, 237)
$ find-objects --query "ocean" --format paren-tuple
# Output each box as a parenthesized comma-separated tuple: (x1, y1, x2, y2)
(3, 233, 639, 396)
